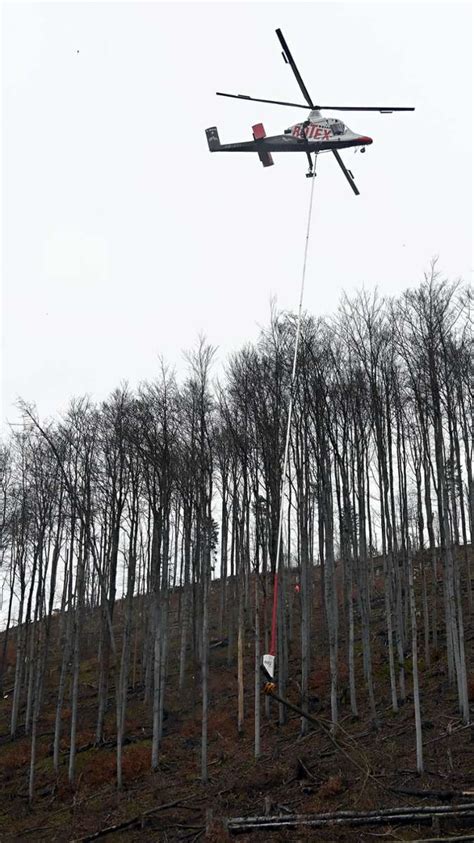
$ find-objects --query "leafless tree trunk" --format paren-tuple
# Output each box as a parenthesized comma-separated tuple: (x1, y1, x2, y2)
(408, 550, 423, 773)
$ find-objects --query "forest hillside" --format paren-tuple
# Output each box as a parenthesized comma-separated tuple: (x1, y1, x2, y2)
(0, 271, 472, 840)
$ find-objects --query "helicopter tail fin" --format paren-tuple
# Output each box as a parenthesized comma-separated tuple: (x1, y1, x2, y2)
(206, 127, 221, 151)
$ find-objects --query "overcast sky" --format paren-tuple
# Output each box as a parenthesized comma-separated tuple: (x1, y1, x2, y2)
(2, 1, 472, 429)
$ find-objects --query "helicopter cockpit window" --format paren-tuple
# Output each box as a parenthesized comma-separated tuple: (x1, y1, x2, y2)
(332, 121, 346, 135)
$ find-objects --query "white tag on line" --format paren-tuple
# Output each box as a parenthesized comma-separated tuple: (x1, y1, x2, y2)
(262, 653, 275, 680)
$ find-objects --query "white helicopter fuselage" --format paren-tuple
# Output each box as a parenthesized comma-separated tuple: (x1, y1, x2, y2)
(285, 112, 372, 150)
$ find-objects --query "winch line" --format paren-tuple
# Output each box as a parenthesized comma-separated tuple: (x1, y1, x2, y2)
(269, 154, 318, 661)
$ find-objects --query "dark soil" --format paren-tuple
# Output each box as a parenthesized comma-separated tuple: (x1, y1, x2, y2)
(0, 551, 473, 841)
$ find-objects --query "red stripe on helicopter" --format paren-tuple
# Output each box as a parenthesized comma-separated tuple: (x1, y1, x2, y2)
(292, 125, 333, 140)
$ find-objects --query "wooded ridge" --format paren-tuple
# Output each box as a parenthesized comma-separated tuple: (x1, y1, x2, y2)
(0, 268, 472, 840)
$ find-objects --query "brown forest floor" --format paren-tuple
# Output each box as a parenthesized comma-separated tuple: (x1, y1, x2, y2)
(0, 549, 473, 842)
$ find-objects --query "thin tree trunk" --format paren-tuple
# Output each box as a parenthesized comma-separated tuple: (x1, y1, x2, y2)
(408, 551, 423, 773)
(254, 577, 261, 759)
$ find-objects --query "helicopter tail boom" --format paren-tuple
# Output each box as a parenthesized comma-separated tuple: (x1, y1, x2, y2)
(206, 124, 275, 168)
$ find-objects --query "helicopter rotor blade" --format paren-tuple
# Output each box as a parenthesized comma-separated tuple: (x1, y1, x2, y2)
(319, 105, 415, 112)
(332, 149, 360, 196)
(216, 92, 310, 109)
(275, 28, 315, 108)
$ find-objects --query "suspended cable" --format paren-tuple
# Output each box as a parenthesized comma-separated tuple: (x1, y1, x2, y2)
(264, 155, 318, 680)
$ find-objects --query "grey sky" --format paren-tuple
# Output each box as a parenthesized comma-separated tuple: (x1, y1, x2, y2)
(2, 1, 472, 428)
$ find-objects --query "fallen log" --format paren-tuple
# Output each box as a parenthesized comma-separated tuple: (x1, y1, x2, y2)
(227, 802, 474, 834)
(209, 638, 228, 649)
(262, 682, 372, 780)
(390, 787, 474, 801)
(63, 731, 153, 758)
(423, 723, 473, 747)
(410, 835, 474, 842)
(78, 793, 198, 841)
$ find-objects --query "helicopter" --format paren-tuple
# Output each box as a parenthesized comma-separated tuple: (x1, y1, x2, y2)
(205, 28, 414, 194)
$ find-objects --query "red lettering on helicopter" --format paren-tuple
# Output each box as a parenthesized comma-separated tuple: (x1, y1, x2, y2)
(292, 125, 333, 141)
